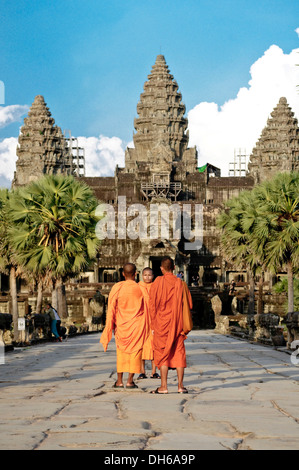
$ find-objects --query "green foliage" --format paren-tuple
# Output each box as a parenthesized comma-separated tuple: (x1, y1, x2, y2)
(8, 174, 101, 282)
(217, 189, 263, 274)
(217, 171, 299, 275)
(0, 188, 13, 274)
(251, 171, 299, 274)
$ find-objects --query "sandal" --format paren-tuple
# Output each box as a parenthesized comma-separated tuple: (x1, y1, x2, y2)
(137, 373, 147, 379)
(113, 382, 124, 388)
(150, 388, 168, 394)
(126, 382, 138, 389)
(178, 388, 188, 394)
(150, 373, 160, 379)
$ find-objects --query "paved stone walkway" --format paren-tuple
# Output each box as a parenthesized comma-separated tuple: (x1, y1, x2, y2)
(0, 330, 299, 450)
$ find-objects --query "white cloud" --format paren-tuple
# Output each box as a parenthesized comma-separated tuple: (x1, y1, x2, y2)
(0, 133, 128, 187)
(0, 104, 27, 186)
(295, 27, 299, 37)
(77, 135, 126, 176)
(0, 105, 28, 128)
(0, 137, 18, 187)
(188, 45, 299, 176)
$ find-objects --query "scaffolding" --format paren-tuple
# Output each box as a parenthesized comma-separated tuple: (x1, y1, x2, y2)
(64, 130, 86, 177)
(229, 148, 248, 177)
(141, 181, 182, 201)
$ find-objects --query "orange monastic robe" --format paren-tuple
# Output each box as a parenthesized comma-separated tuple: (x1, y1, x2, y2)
(138, 281, 153, 360)
(149, 273, 193, 369)
(100, 280, 147, 373)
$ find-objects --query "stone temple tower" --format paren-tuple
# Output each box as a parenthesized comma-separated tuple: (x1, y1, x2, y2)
(12, 95, 72, 187)
(124, 55, 197, 187)
(248, 97, 299, 184)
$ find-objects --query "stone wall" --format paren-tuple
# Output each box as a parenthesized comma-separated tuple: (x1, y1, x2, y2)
(0, 283, 107, 346)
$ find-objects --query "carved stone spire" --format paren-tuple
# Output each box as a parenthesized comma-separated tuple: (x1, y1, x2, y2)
(134, 54, 188, 157)
(125, 55, 197, 174)
(12, 95, 72, 187)
(248, 97, 299, 184)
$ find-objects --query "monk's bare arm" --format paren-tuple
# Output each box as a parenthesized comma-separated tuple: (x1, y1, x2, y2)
(149, 280, 158, 326)
(182, 281, 193, 335)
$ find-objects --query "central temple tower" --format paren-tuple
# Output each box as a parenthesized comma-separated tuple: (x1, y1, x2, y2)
(124, 55, 198, 193)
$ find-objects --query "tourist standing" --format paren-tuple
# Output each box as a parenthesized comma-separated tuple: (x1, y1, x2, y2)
(45, 303, 62, 342)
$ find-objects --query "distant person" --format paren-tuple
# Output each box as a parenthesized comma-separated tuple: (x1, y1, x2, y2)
(100, 263, 147, 389)
(138, 267, 160, 380)
(45, 303, 62, 342)
(229, 280, 236, 296)
(149, 256, 193, 394)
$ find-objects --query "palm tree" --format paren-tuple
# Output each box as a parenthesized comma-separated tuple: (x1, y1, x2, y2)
(8, 175, 101, 318)
(217, 189, 264, 315)
(251, 172, 299, 314)
(218, 172, 299, 316)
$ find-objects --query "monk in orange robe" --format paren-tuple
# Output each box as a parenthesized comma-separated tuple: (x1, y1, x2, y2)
(100, 263, 147, 389)
(138, 267, 160, 380)
(149, 256, 193, 394)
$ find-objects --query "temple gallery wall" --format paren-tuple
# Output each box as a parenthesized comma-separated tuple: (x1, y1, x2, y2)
(1, 55, 299, 346)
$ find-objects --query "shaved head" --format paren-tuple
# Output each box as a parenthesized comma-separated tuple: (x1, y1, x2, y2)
(161, 256, 174, 272)
(123, 263, 136, 279)
(142, 267, 153, 274)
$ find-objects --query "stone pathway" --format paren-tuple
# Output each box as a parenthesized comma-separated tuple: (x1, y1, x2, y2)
(0, 330, 298, 450)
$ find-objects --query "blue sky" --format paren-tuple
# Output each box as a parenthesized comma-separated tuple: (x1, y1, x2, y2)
(0, 0, 298, 185)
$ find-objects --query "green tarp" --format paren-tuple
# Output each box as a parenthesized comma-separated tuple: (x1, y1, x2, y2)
(197, 163, 207, 173)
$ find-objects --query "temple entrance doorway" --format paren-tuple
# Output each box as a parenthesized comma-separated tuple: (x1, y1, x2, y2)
(150, 256, 163, 279)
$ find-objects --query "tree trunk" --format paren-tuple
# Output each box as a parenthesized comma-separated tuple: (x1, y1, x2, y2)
(248, 270, 255, 315)
(56, 279, 68, 319)
(36, 280, 43, 314)
(94, 262, 99, 283)
(51, 280, 58, 310)
(287, 261, 294, 313)
(10, 266, 19, 343)
(257, 274, 264, 315)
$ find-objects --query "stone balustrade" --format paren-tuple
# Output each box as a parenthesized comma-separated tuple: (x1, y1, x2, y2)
(211, 292, 286, 347)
